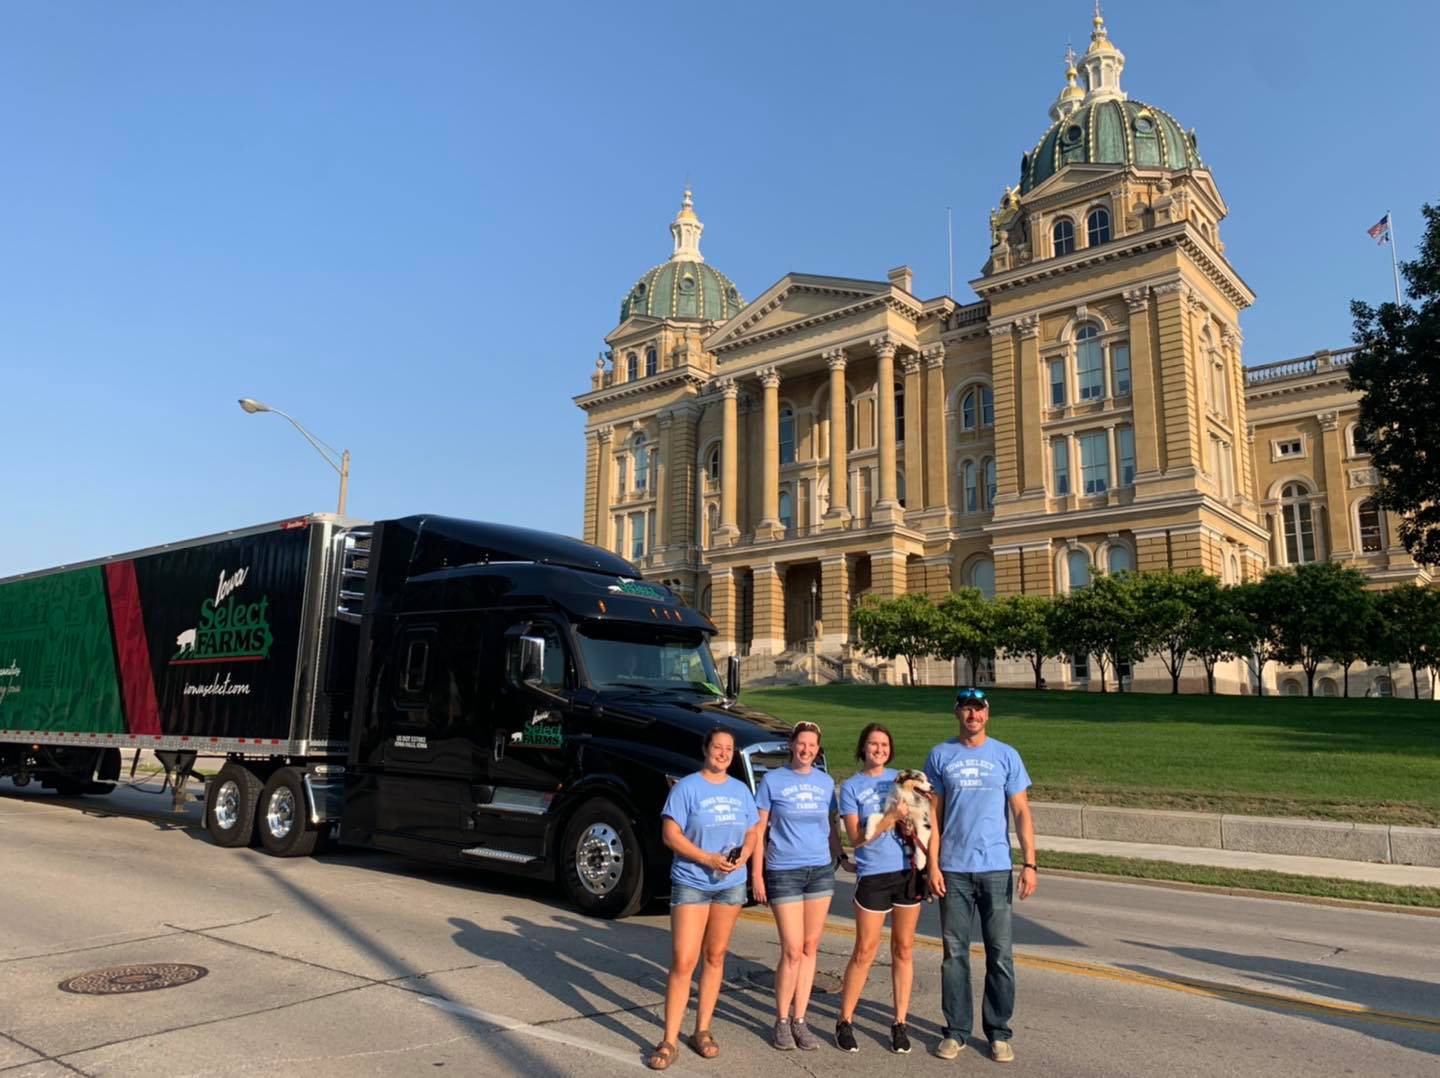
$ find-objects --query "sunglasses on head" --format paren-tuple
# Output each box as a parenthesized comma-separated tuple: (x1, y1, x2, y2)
(955, 688, 988, 706)
(792, 721, 822, 736)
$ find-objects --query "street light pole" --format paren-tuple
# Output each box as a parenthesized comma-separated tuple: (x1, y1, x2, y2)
(237, 398, 351, 515)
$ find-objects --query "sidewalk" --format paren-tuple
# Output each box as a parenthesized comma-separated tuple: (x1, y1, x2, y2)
(1036, 834, 1440, 889)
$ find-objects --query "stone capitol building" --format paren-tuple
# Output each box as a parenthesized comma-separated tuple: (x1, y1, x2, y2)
(573, 12, 1433, 696)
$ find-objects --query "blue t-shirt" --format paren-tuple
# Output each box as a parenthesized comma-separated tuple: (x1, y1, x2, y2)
(839, 769, 906, 877)
(662, 772, 759, 891)
(756, 766, 835, 870)
(923, 737, 1031, 873)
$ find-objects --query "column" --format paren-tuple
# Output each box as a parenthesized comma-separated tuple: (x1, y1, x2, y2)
(666, 401, 698, 549)
(872, 336, 901, 523)
(1106, 425, 1119, 491)
(869, 548, 906, 599)
(709, 567, 737, 655)
(593, 426, 613, 550)
(1221, 326, 1254, 498)
(757, 367, 782, 538)
(1123, 287, 1161, 478)
(1318, 411, 1352, 556)
(823, 349, 851, 527)
(583, 426, 601, 546)
(752, 563, 785, 654)
(923, 345, 949, 511)
(654, 411, 672, 552)
(1153, 282, 1200, 474)
(819, 553, 850, 651)
(715, 377, 740, 544)
(1016, 315, 1044, 496)
(902, 353, 924, 512)
(993, 546, 1023, 597)
(988, 323, 1019, 505)
(1020, 542, 1054, 596)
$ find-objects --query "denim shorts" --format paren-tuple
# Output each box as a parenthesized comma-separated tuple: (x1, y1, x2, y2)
(764, 862, 835, 905)
(670, 881, 747, 907)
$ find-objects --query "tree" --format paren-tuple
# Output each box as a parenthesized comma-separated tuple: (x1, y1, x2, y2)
(1188, 583, 1252, 695)
(1053, 573, 1143, 693)
(1372, 584, 1440, 699)
(1230, 578, 1286, 696)
(1329, 587, 1378, 697)
(935, 589, 997, 686)
(992, 593, 1063, 690)
(850, 592, 941, 686)
(1133, 570, 1215, 694)
(1349, 200, 1440, 565)
(1267, 562, 1371, 696)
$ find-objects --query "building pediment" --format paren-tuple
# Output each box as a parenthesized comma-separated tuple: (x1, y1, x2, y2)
(704, 273, 921, 356)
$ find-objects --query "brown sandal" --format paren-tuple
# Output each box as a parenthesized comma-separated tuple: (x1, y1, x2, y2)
(647, 1041, 678, 1070)
(689, 1029, 720, 1059)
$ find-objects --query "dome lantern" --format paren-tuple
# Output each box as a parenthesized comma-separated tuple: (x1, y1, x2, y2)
(618, 189, 746, 324)
(1080, 2, 1127, 104)
(1049, 45, 1085, 122)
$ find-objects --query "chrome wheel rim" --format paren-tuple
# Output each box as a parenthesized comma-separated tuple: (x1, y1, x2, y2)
(575, 822, 624, 896)
(215, 780, 241, 831)
(265, 786, 295, 841)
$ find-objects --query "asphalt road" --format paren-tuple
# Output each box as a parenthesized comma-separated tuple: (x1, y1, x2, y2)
(2, 779, 1438, 1077)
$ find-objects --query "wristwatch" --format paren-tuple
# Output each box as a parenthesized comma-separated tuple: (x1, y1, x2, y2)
(1020, 863, 1037, 872)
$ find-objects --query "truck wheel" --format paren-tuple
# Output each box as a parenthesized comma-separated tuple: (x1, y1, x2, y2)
(560, 798, 646, 919)
(258, 768, 318, 858)
(206, 763, 261, 848)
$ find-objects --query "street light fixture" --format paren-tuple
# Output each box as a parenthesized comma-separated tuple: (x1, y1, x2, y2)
(237, 398, 351, 515)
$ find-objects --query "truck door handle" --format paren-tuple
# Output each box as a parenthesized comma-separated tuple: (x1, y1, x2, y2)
(493, 730, 506, 761)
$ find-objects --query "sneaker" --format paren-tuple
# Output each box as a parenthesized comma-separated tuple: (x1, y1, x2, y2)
(990, 1040, 1015, 1063)
(834, 1019, 858, 1053)
(771, 1018, 794, 1051)
(791, 1018, 819, 1051)
(935, 1036, 966, 1060)
(890, 1022, 912, 1054)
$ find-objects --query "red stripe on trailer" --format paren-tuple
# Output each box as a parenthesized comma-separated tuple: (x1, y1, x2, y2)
(103, 561, 163, 736)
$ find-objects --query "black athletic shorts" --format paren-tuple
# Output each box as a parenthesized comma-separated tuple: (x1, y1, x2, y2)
(853, 869, 922, 914)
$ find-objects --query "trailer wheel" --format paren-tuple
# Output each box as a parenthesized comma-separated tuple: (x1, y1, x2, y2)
(206, 764, 261, 848)
(560, 798, 646, 919)
(258, 768, 319, 858)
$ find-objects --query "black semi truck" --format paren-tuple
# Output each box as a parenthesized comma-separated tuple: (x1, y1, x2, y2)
(0, 513, 796, 917)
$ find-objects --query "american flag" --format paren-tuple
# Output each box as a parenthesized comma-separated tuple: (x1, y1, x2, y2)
(1367, 215, 1391, 244)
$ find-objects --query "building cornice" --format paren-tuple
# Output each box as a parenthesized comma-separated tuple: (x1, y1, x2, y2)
(573, 367, 709, 411)
(709, 287, 924, 356)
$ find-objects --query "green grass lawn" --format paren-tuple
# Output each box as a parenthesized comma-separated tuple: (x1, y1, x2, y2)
(741, 685, 1440, 826)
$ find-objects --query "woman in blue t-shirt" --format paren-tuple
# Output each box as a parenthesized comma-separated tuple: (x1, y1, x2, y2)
(752, 720, 842, 1052)
(834, 722, 920, 1055)
(649, 727, 759, 1070)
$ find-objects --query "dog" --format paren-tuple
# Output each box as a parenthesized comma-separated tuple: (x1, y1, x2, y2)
(863, 768, 934, 873)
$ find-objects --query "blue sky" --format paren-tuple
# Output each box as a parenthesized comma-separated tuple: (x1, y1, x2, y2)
(2, 0, 1435, 575)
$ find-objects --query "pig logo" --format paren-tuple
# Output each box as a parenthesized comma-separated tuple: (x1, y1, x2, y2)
(959, 766, 980, 779)
(174, 629, 197, 658)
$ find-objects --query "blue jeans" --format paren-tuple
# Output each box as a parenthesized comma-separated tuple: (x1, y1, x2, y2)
(938, 870, 1015, 1043)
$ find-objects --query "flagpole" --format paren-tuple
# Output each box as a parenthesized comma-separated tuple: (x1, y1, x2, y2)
(1386, 211, 1403, 306)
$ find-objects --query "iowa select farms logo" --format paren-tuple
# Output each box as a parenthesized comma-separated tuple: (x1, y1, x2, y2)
(171, 567, 273, 665)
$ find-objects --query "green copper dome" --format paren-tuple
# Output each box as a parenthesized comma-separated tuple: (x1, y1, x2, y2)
(1020, 98, 1201, 194)
(619, 190, 746, 324)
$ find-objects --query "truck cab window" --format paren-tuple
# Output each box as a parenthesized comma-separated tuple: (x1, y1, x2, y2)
(575, 625, 721, 697)
(507, 621, 569, 691)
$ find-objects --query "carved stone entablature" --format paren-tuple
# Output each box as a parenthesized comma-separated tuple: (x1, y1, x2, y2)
(1186, 291, 1207, 314)
(869, 335, 898, 359)
(987, 321, 1015, 339)
(1317, 410, 1339, 432)
(714, 376, 739, 399)
(1016, 314, 1041, 340)
(593, 425, 614, 444)
(1349, 467, 1378, 488)
(1123, 287, 1149, 313)
(1151, 281, 1186, 298)
(923, 344, 946, 368)
(756, 366, 781, 388)
(824, 348, 849, 371)
(658, 410, 675, 428)
(1220, 325, 1240, 349)
(900, 353, 921, 375)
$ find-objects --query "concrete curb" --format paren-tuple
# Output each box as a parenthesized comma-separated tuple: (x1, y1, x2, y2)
(1026, 802, 1440, 868)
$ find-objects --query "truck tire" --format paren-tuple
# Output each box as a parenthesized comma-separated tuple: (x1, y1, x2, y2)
(560, 798, 646, 919)
(257, 768, 318, 858)
(206, 763, 261, 848)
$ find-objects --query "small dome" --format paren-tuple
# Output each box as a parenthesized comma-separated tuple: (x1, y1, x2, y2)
(619, 190, 747, 323)
(1020, 98, 1201, 194)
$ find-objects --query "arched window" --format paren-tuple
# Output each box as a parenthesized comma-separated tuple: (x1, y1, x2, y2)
(1348, 422, 1372, 457)
(1281, 679, 1302, 697)
(1358, 499, 1383, 553)
(981, 386, 994, 427)
(963, 460, 978, 512)
(644, 347, 658, 377)
(705, 445, 720, 484)
(616, 455, 628, 495)
(632, 435, 649, 492)
(1087, 206, 1111, 246)
(779, 406, 796, 465)
(895, 386, 905, 444)
(983, 457, 997, 508)
(778, 489, 794, 530)
(1376, 675, 1393, 697)
(1319, 677, 1339, 698)
(1053, 218, 1076, 257)
(962, 390, 978, 431)
(626, 352, 638, 381)
(699, 585, 713, 616)
(970, 558, 996, 599)
(1281, 482, 1316, 564)
(1067, 550, 1091, 590)
(705, 503, 719, 546)
(1076, 325, 1104, 400)
(1107, 545, 1134, 574)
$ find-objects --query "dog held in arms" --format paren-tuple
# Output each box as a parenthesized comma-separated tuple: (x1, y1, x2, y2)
(863, 768, 934, 872)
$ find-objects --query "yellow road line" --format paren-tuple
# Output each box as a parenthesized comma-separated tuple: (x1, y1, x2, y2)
(737, 909, 1440, 1034)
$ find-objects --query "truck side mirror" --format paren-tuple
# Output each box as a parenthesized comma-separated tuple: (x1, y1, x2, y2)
(517, 635, 546, 687)
(725, 654, 740, 700)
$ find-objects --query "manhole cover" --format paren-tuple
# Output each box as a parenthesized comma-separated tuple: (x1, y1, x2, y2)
(745, 968, 842, 994)
(59, 963, 209, 995)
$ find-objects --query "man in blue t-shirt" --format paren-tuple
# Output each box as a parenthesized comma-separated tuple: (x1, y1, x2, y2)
(923, 687, 1036, 1065)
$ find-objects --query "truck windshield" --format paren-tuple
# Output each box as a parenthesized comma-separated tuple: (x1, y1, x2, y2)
(575, 624, 723, 696)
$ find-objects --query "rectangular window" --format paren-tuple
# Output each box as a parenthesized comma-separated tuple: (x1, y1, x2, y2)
(1077, 339, 1104, 400)
(1052, 439, 1070, 495)
(616, 456, 627, 494)
(647, 511, 656, 552)
(1275, 439, 1303, 459)
(1112, 343, 1131, 396)
(1117, 427, 1136, 486)
(1049, 359, 1066, 407)
(1071, 653, 1089, 680)
(630, 514, 644, 560)
(1079, 432, 1109, 495)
